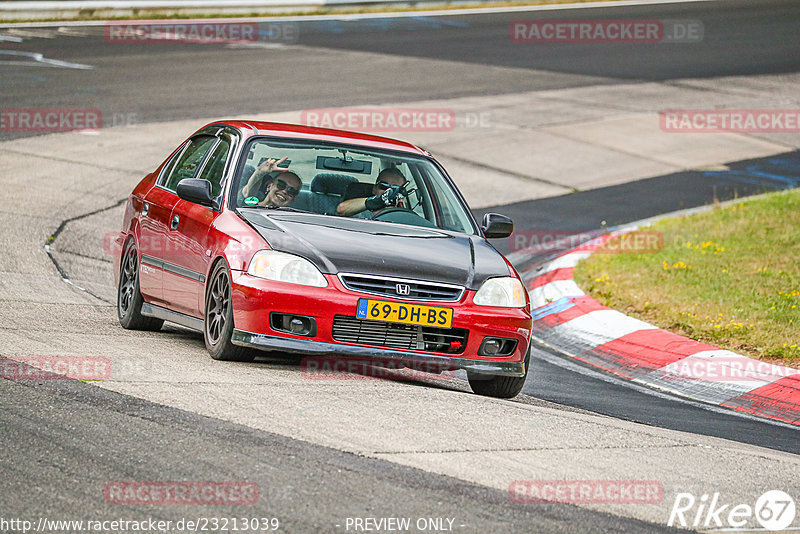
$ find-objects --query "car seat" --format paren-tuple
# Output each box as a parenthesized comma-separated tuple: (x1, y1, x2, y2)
(307, 173, 359, 215)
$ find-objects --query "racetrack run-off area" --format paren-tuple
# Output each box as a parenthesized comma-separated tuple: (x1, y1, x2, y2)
(2, 1, 800, 532)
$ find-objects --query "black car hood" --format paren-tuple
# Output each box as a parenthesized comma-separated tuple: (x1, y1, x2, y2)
(238, 209, 510, 290)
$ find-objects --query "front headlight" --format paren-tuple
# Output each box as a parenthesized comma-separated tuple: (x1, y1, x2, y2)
(247, 250, 328, 288)
(473, 277, 526, 307)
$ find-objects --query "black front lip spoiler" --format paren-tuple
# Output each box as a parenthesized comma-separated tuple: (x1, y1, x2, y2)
(231, 329, 526, 377)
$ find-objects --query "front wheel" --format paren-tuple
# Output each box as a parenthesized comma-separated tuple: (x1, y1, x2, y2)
(467, 345, 531, 399)
(204, 260, 255, 362)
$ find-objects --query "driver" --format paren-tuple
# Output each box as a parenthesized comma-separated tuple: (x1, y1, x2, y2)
(240, 157, 301, 208)
(336, 168, 407, 218)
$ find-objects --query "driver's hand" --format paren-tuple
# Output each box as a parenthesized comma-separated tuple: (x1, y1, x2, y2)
(383, 185, 405, 206)
(365, 185, 404, 211)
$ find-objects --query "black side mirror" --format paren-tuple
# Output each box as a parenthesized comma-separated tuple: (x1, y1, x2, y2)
(176, 178, 215, 208)
(481, 213, 513, 239)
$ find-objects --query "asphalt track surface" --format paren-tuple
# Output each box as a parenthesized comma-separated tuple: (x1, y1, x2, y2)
(2, 0, 799, 531)
(4, 369, 683, 533)
(2, 0, 800, 134)
(297, 0, 800, 80)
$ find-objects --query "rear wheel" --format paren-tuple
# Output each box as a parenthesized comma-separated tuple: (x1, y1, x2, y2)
(117, 239, 163, 331)
(467, 345, 531, 399)
(204, 260, 255, 362)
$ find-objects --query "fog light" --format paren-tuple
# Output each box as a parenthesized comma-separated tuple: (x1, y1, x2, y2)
(482, 339, 501, 355)
(270, 313, 316, 337)
(478, 337, 517, 357)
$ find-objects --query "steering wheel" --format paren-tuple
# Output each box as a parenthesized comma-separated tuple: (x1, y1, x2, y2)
(372, 206, 415, 218)
(372, 206, 437, 228)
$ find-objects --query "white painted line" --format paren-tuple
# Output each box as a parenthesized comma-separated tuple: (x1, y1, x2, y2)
(637, 373, 760, 405)
(56, 26, 91, 36)
(7, 27, 57, 38)
(0, 50, 93, 69)
(225, 42, 289, 49)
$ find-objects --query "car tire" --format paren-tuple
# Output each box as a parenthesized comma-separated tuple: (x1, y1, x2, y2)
(117, 238, 164, 331)
(467, 345, 531, 399)
(204, 260, 255, 362)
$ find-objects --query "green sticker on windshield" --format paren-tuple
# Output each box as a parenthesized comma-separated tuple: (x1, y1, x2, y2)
(244, 196, 259, 205)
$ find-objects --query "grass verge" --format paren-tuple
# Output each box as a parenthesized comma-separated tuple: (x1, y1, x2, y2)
(574, 189, 800, 366)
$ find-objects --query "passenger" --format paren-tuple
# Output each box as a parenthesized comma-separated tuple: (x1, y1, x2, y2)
(336, 168, 407, 218)
(240, 157, 301, 208)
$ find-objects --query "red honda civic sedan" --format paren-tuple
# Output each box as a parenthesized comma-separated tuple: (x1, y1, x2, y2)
(114, 121, 532, 398)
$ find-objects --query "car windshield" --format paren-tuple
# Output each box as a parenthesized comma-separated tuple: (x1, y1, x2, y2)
(233, 138, 477, 235)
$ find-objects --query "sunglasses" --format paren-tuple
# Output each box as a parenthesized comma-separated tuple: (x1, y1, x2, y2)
(273, 179, 300, 197)
(376, 181, 394, 191)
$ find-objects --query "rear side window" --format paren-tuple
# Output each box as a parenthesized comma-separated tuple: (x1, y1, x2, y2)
(163, 136, 217, 191)
(197, 137, 231, 197)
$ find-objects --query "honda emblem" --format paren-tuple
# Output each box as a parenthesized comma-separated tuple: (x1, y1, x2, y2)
(396, 283, 411, 296)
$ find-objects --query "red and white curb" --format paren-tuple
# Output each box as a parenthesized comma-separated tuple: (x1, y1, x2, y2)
(521, 232, 800, 427)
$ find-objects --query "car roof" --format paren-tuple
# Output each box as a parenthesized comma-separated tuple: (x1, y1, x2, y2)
(205, 120, 429, 156)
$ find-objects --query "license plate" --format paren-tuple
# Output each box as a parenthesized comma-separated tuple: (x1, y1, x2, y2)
(356, 299, 453, 328)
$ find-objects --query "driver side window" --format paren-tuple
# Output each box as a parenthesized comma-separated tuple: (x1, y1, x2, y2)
(163, 135, 217, 191)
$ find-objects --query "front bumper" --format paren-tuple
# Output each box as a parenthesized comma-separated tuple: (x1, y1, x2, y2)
(231, 329, 526, 376)
(230, 272, 532, 377)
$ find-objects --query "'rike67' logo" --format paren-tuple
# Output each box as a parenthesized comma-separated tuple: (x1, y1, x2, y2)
(668, 490, 796, 530)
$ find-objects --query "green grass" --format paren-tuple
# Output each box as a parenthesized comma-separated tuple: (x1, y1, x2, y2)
(574, 189, 800, 365)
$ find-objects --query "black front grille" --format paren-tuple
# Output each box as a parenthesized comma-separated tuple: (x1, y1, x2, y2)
(339, 274, 463, 302)
(332, 316, 468, 354)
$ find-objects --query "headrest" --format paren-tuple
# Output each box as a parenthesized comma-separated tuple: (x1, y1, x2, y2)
(343, 181, 375, 201)
(311, 173, 358, 195)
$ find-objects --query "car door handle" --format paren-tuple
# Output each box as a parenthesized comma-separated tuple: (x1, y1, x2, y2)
(142, 202, 149, 217)
(171, 215, 179, 230)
